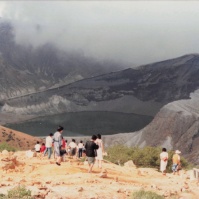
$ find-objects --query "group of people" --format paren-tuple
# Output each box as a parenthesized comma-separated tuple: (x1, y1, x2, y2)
(34, 126, 183, 175)
(34, 126, 104, 172)
(160, 148, 182, 175)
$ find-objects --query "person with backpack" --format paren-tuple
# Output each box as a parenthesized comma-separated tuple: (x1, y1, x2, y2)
(172, 150, 181, 175)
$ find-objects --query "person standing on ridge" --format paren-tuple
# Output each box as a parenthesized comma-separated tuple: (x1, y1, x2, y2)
(160, 148, 168, 175)
(44, 133, 53, 159)
(85, 135, 99, 173)
(68, 139, 78, 159)
(78, 140, 84, 158)
(172, 150, 181, 175)
(53, 126, 64, 166)
(95, 134, 104, 169)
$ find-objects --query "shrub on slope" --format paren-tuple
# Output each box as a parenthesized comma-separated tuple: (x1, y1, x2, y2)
(104, 145, 191, 172)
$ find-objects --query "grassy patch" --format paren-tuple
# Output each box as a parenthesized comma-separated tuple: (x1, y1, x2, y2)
(130, 189, 164, 199)
(0, 186, 33, 199)
(0, 142, 18, 152)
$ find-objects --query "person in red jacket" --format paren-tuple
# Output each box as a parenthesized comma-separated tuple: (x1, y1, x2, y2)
(40, 143, 46, 153)
(62, 136, 66, 149)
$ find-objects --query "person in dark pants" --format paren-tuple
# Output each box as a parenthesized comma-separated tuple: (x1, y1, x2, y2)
(44, 133, 53, 159)
(78, 140, 84, 158)
(85, 135, 99, 173)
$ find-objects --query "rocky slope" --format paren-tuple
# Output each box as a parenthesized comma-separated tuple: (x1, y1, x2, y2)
(139, 89, 199, 164)
(100, 89, 199, 164)
(0, 125, 41, 150)
(0, 150, 198, 199)
(3, 54, 199, 119)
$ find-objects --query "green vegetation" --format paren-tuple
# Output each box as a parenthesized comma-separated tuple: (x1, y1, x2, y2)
(0, 142, 18, 152)
(104, 145, 192, 172)
(0, 186, 33, 199)
(130, 189, 164, 199)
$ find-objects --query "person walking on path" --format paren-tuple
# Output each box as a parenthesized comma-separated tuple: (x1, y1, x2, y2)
(172, 150, 181, 175)
(68, 139, 78, 158)
(95, 134, 104, 169)
(85, 135, 99, 173)
(53, 126, 64, 166)
(44, 133, 53, 159)
(160, 148, 168, 175)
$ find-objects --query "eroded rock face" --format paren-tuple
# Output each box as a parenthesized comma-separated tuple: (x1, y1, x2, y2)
(3, 53, 199, 118)
(139, 90, 199, 163)
(93, 89, 199, 164)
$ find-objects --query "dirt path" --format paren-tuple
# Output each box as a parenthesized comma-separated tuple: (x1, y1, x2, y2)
(0, 151, 198, 199)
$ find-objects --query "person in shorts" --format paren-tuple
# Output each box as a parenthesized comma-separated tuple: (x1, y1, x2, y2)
(85, 135, 99, 173)
(172, 150, 181, 175)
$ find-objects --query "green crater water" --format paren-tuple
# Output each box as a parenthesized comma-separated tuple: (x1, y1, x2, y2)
(5, 111, 153, 137)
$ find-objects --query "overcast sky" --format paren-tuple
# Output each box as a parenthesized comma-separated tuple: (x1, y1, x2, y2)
(0, 1, 199, 66)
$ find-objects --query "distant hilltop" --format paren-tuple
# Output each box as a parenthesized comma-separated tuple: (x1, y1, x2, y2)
(0, 125, 41, 150)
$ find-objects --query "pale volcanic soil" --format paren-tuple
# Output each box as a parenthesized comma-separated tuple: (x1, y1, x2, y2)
(0, 151, 199, 199)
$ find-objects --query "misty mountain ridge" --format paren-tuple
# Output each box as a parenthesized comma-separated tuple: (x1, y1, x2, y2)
(0, 20, 125, 100)
(2, 53, 199, 118)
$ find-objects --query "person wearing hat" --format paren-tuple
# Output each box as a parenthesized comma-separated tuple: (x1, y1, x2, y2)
(172, 150, 181, 175)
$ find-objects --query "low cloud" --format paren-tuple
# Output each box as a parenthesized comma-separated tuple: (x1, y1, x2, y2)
(0, 1, 199, 66)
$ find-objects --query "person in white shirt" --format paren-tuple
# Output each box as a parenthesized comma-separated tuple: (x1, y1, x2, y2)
(69, 139, 78, 158)
(160, 148, 169, 175)
(44, 133, 53, 159)
(95, 134, 104, 169)
(34, 141, 41, 153)
(78, 140, 84, 158)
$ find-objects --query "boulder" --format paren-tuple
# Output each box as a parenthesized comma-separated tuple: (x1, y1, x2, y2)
(26, 150, 37, 158)
(124, 160, 136, 168)
(78, 187, 84, 192)
(2, 150, 9, 155)
(99, 169, 108, 178)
